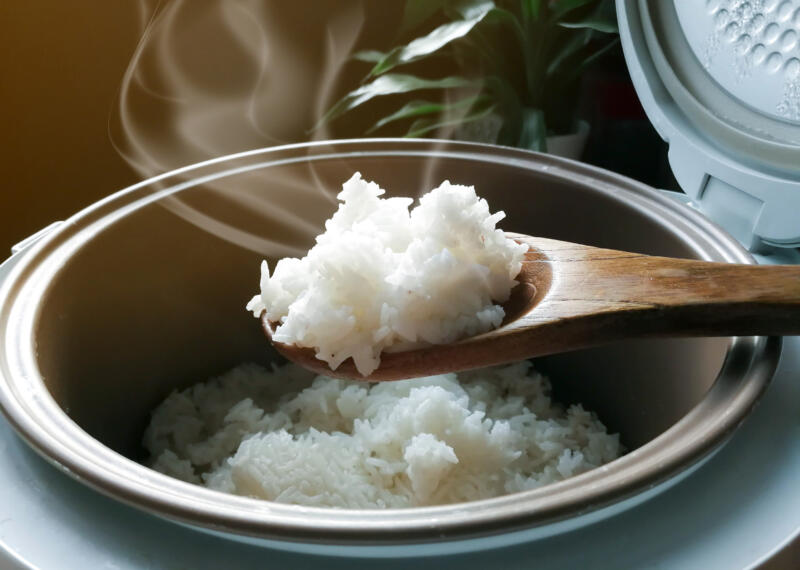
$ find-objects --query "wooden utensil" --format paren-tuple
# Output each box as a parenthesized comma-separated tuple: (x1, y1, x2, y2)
(261, 233, 800, 381)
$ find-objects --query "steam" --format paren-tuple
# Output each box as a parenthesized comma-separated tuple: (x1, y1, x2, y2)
(111, 0, 367, 257)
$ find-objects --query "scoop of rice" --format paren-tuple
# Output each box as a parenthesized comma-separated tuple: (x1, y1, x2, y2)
(144, 362, 623, 509)
(246, 173, 528, 376)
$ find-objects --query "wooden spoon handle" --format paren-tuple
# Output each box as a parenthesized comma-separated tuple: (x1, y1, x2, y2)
(264, 234, 800, 382)
(535, 238, 800, 338)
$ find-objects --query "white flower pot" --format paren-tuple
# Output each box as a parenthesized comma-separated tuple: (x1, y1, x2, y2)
(546, 120, 590, 160)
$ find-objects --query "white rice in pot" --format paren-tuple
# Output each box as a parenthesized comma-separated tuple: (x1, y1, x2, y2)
(144, 174, 623, 509)
(144, 362, 623, 508)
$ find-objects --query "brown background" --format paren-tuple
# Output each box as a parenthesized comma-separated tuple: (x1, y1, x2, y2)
(1, 2, 140, 253)
(0, 2, 796, 568)
(0, 0, 399, 254)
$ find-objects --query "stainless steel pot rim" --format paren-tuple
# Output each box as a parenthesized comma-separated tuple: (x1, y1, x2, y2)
(0, 139, 780, 545)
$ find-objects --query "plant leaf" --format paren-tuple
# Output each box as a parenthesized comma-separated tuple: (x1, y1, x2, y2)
(367, 95, 489, 133)
(558, 19, 617, 33)
(482, 7, 526, 46)
(458, 7, 526, 83)
(450, 0, 496, 20)
(520, 0, 541, 23)
(405, 103, 496, 137)
(557, 36, 620, 87)
(462, 33, 506, 71)
(399, 0, 447, 35)
(317, 74, 479, 127)
(559, 0, 618, 33)
(480, 75, 524, 146)
(352, 50, 386, 63)
(369, 0, 495, 76)
(516, 107, 547, 151)
(546, 29, 592, 76)
(576, 35, 620, 71)
(548, 0, 595, 21)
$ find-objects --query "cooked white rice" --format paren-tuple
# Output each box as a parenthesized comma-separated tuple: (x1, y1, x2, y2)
(144, 362, 623, 509)
(246, 173, 529, 376)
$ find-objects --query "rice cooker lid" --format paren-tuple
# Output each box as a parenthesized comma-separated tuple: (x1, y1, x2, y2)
(617, 0, 800, 251)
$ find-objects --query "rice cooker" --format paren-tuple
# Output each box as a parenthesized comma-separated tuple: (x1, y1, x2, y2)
(1, 1, 799, 568)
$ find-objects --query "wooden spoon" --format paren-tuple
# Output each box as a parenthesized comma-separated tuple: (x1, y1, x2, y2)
(261, 233, 800, 381)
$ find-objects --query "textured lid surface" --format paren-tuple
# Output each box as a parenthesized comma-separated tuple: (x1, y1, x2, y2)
(618, 0, 800, 250)
(678, 1, 800, 125)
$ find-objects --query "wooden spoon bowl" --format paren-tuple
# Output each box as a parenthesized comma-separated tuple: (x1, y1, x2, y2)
(262, 233, 800, 381)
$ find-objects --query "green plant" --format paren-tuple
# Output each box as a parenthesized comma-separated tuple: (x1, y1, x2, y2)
(321, 0, 619, 151)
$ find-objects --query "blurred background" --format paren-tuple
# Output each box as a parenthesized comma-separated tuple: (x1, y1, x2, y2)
(0, 0, 674, 254)
(1, 2, 141, 253)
